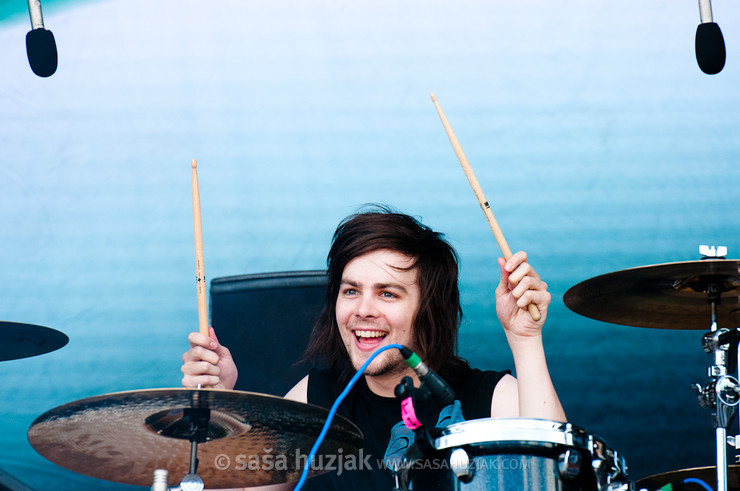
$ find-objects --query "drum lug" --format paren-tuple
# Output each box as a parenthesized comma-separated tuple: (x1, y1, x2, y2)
(449, 448, 475, 483)
(557, 449, 582, 480)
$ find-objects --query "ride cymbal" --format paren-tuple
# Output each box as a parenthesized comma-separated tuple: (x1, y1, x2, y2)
(28, 388, 363, 488)
(0, 321, 68, 361)
(563, 259, 740, 329)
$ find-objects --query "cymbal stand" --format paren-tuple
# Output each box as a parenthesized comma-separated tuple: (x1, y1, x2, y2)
(178, 408, 209, 491)
(693, 284, 740, 491)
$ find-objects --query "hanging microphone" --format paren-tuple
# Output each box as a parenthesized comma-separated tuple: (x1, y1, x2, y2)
(26, 0, 58, 77)
(399, 346, 455, 406)
(695, 0, 725, 75)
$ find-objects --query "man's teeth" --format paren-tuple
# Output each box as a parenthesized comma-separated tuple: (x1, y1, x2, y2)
(355, 330, 387, 338)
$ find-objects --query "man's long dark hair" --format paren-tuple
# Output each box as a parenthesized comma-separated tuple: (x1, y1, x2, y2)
(302, 205, 469, 385)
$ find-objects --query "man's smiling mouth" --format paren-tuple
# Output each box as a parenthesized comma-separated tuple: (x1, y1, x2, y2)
(354, 329, 388, 345)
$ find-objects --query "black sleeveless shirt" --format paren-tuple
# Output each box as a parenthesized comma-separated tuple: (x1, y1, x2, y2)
(303, 365, 509, 491)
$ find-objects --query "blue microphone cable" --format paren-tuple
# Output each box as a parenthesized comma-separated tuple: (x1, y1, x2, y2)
(677, 478, 712, 491)
(293, 343, 404, 490)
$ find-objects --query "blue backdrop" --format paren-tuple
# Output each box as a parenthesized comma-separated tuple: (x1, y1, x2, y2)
(1, 0, 739, 489)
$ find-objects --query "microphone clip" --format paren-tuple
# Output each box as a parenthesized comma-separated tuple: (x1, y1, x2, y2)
(395, 376, 441, 432)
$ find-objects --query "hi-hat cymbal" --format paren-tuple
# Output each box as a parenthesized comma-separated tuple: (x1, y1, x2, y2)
(0, 321, 68, 361)
(28, 388, 363, 488)
(635, 465, 740, 489)
(563, 259, 740, 329)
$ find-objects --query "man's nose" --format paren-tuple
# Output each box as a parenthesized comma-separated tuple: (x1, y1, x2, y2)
(355, 294, 379, 318)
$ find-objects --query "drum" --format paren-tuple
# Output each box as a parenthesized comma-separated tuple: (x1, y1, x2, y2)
(407, 418, 631, 491)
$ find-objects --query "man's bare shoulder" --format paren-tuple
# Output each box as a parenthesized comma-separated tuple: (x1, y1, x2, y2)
(284, 374, 309, 403)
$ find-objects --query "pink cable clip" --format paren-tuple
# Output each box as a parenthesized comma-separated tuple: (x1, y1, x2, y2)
(400, 396, 422, 429)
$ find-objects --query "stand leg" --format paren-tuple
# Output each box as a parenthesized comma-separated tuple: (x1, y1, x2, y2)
(717, 427, 728, 491)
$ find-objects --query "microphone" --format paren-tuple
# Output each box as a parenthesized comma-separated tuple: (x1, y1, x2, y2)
(26, 0, 58, 77)
(695, 0, 725, 75)
(399, 346, 455, 406)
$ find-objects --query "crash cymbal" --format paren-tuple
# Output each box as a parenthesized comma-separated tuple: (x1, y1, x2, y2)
(28, 388, 363, 488)
(0, 321, 68, 361)
(563, 259, 740, 330)
(635, 465, 740, 490)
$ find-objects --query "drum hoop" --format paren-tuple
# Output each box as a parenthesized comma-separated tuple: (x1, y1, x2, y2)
(433, 418, 604, 454)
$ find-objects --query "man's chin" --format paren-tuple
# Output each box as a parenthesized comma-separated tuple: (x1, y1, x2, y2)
(364, 365, 402, 378)
(356, 353, 407, 378)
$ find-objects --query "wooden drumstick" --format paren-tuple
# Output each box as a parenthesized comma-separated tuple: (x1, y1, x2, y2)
(430, 93, 541, 321)
(191, 158, 209, 336)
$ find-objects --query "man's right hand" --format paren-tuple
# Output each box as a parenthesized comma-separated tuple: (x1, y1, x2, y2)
(181, 326, 238, 390)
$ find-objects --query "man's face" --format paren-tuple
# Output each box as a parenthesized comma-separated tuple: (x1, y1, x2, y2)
(335, 248, 421, 377)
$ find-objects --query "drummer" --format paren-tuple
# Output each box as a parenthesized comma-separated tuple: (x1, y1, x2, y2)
(181, 205, 565, 490)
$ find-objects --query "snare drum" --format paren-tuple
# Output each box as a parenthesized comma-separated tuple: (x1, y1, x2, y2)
(407, 418, 631, 491)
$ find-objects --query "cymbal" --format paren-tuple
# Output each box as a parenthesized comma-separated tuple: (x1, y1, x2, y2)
(28, 388, 363, 488)
(635, 465, 740, 489)
(563, 259, 740, 329)
(0, 321, 68, 361)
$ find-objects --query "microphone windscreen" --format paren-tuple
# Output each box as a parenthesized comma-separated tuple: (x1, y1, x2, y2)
(695, 22, 726, 75)
(26, 28, 58, 77)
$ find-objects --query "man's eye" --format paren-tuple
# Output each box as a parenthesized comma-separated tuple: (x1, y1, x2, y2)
(381, 291, 397, 298)
(343, 288, 358, 295)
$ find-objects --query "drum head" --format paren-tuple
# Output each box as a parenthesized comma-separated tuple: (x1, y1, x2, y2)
(433, 418, 603, 455)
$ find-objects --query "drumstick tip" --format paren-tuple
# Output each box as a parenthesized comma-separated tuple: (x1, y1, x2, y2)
(430, 92, 437, 102)
(191, 158, 197, 169)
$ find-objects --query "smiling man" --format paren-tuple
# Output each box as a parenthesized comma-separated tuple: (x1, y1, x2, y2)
(181, 205, 565, 490)
(335, 249, 419, 384)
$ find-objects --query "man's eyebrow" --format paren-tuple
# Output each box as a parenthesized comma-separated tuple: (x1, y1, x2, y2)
(340, 279, 409, 293)
(374, 282, 409, 293)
